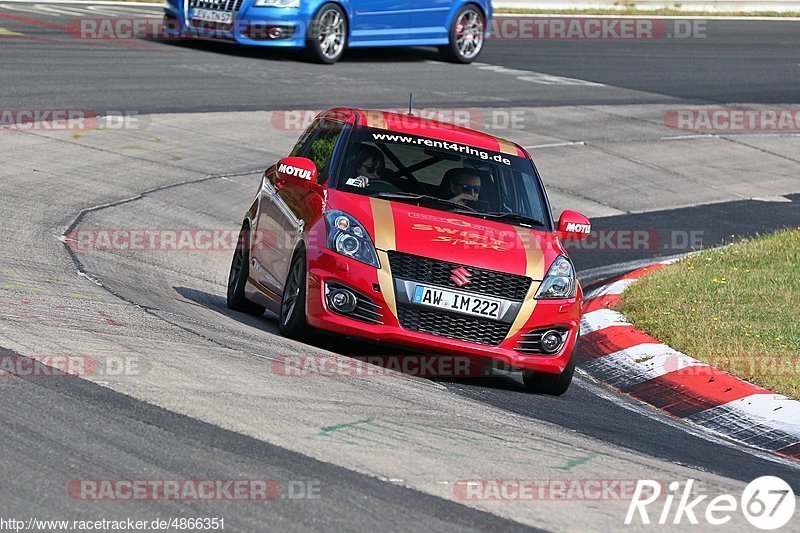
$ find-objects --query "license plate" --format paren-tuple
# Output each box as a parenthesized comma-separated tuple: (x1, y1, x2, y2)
(190, 8, 233, 23)
(412, 285, 502, 320)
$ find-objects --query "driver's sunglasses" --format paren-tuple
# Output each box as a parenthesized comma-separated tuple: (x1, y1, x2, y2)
(461, 184, 481, 194)
(361, 163, 384, 173)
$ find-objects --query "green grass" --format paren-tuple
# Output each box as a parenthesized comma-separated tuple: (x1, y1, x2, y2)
(618, 229, 800, 399)
(496, 8, 800, 17)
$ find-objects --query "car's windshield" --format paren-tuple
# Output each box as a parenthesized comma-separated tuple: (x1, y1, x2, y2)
(334, 126, 552, 229)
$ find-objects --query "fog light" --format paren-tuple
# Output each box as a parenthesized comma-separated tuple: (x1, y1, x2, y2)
(268, 27, 284, 39)
(540, 330, 564, 354)
(329, 288, 357, 313)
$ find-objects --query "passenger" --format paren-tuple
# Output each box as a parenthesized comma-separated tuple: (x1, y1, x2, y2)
(442, 168, 481, 206)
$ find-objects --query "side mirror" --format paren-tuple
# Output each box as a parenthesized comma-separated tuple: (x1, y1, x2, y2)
(275, 157, 318, 185)
(557, 210, 591, 241)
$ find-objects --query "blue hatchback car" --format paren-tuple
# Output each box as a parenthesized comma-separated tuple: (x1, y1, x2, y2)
(164, 0, 492, 64)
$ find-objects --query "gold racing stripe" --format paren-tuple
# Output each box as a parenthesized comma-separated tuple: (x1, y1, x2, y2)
(497, 137, 519, 156)
(364, 110, 388, 131)
(369, 198, 397, 319)
(505, 227, 546, 340)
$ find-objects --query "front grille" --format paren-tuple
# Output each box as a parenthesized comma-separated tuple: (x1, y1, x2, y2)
(186, 0, 244, 31)
(397, 305, 511, 346)
(516, 328, 567, 355)
(388, 252, 531, 301)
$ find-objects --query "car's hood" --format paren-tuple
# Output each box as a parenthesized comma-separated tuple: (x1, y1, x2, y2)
(326, 190, 563, 281)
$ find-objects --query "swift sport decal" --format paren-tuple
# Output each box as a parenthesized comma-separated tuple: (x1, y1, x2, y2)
(505, 227, 546, 340)
(411, 223, 514, 251)
(368, 198, 398, 320)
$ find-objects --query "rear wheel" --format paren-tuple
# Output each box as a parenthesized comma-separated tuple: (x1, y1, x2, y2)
(279, 249, 308, 339)
(227, 225, 266, 316)
(439, 5, 486, 64)
(522, 354, 576, 396)
(305, 3, 348, 64)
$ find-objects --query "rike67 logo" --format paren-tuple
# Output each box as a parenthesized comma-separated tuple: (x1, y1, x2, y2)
(626, 477, 795, 529)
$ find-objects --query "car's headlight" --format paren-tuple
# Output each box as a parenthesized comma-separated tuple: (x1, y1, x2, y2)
(324, 211, 380, 268)
(253, 0, 300, 7)
(535, 256, 577, 299)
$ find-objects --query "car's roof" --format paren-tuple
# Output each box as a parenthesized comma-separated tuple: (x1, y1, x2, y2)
(317, 107, 527, 159)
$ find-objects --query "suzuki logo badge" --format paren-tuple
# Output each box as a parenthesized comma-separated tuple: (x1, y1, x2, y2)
(450, 267, 472, 287)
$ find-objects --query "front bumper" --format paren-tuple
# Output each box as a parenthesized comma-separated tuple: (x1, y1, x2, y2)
(305, 246, 581, 374)
(165, 4, 308, 48)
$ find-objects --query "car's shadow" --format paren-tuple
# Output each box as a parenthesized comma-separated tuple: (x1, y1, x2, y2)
(174, 286, 281, 334)
(175, 285, 529, 393)
(152, 38, 444, 64)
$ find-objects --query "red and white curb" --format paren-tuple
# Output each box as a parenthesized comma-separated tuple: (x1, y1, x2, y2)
(579, 261, 800, 461)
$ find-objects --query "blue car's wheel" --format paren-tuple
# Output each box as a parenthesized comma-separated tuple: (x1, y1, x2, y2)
(440, 5, 486, 64)
(306, 3, 348, 64)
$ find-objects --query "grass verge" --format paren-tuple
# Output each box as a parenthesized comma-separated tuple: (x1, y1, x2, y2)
(618, 229, 800, 399)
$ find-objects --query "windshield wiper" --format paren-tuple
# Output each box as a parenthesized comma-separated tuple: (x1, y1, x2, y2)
(453, 210, 546, 228)
(374, 192, 474, 211)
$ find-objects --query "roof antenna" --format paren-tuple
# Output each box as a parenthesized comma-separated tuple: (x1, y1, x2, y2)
(407, 93, 415, 116)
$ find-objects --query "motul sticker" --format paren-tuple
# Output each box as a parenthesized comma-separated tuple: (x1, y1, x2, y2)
(564, 222, 591, 234)
(278, 164, 312, 180)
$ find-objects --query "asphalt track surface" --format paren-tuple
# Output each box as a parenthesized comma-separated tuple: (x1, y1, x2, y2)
(1, 6, 799, 112)
(2, 2, 800, 531)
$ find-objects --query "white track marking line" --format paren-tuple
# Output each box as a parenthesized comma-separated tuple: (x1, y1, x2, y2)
(586, 343, 707, 388)
(525, 141, 586, 149)
(574, 370, 800, 469)
(585, 277, 637, 300)
(580, 308, 630, 334)
(703, 394, 800, 431)
(2, 1, 163, 5)
(474, 62, 607, 87)
(0, 2, 55, 15)
(29, 3, 93, 15)
(85, 5, 161, 16)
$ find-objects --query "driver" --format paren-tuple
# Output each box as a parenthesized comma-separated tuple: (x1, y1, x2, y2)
(346, 145, 386, 188)
(443, 168, 481, 206)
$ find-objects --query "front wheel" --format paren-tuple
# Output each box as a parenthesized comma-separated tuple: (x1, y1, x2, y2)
(305, 3, 348, 64)
(522, 354, 576, 396)
(439, 5, 486, 64)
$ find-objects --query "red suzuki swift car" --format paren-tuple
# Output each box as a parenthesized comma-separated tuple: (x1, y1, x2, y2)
(227, 108, 590, 395)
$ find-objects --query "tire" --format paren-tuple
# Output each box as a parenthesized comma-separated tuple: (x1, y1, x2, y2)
(522, 353, 576, 396)
(305, 3, 348, 64)
(227, 225, 267, 316)
(439, 5, 486, 64)
(278, 249, 308, 339)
